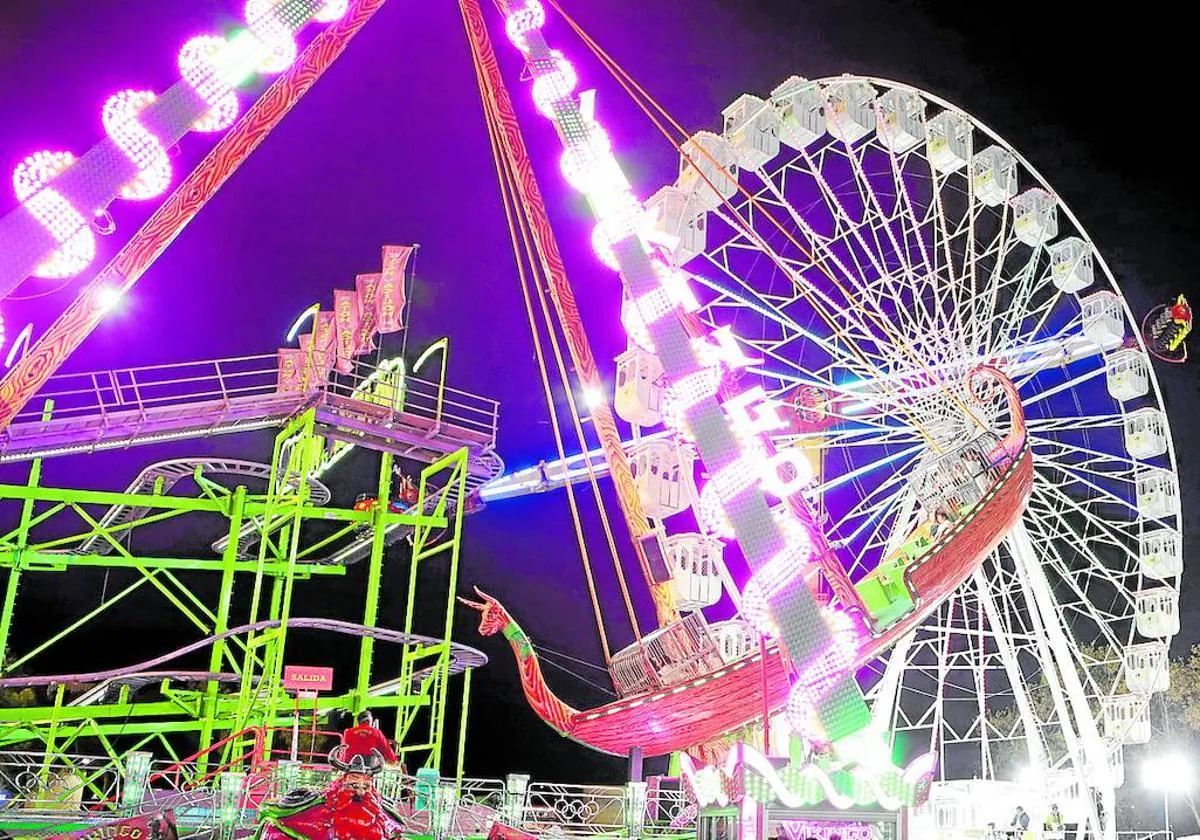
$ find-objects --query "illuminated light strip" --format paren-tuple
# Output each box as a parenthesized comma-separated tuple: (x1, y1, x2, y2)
(12, 152, 96, 279)
(246, 0, 300, 72)
(286, 302, 322, 341)
(0, 1, 385, 440)
(314, 0, 351, 21)
(102, 90, 172, 200)
(530, 50, 577, 117)
(1, 0, 340, 295)
(784, 612, 860, 746)
(742, 539, 814, 638)
(661, 329, 756, 439)
(498, 0, 870, 746)
(413, 337, 449, 372)
(4, 323, 34, 368)
(850, 766, 902, 811)
(179, 36, 242, 133)
(681, 744, 934, 812)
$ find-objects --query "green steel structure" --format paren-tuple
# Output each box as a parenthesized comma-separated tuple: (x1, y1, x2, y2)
(0, 400, 486, 793)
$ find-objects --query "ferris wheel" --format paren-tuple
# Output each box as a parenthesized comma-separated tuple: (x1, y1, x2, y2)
(632, 76, 1182, 819)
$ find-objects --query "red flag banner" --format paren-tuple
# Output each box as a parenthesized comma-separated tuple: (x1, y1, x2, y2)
(277, 349, 306, 392)
(376, 245, 411, 334)
(354, 272, 381, 354)
(314, 311, 336, 353)
(333, 290, 361, 374)
(300, 333, 334, 383)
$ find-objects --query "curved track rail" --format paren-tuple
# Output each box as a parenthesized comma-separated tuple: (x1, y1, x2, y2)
(75, 458, 331, 556)
(210, 450, 504, 564)
(0, 618, 487, 690)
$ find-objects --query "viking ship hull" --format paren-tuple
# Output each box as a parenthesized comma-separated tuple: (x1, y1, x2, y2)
(472, 367, 1032, 757)
(554, 446, 1034, 756)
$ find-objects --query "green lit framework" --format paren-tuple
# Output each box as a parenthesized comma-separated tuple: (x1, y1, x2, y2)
(0, 405, 478, 784)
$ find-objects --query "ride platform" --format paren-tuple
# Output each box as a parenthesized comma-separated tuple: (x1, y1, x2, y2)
(0, 353, 502, 484)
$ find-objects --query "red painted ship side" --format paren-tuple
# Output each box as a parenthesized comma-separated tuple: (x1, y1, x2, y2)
(468, 368, 1032, 756)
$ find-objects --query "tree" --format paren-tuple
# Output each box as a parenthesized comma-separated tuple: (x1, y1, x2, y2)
(982, 644, 1200, 832)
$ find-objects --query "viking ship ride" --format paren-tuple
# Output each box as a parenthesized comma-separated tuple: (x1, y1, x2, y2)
(465, 368, 1032, 757)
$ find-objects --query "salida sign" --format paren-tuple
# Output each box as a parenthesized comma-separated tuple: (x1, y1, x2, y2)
(283, 665, 334, 693)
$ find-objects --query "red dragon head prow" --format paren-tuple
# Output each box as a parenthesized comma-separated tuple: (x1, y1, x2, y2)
(458, 586, 512, 636)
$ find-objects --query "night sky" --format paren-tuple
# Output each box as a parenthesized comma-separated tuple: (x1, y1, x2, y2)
(1, 0, 1197, 792)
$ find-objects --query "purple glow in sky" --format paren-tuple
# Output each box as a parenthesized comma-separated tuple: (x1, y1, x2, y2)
(0, 0, 1195, 787)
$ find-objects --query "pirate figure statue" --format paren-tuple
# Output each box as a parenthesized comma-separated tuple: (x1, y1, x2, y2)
(254, 714, 405, 840)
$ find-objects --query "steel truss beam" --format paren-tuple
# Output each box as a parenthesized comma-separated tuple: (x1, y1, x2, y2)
(0, 408, 477, 786)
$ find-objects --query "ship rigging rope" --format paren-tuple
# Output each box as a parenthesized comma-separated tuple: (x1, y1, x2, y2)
(462, 0, 647, 646)
(535, 648, 617, 697)
(461, 0, 655, 661)
(540, 0, 993, 450)
(524, 217, 648, 644)
(475, 36, 646, 642)
(480, 76, 613, 664)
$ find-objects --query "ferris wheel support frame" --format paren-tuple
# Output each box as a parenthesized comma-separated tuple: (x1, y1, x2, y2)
(1007, 521, 1112, 839)
(865, 492, 920, 731)
(972, 568, 1048, 774)
(633, 69, 1177, 827)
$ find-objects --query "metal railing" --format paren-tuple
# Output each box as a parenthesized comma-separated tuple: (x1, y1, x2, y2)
(325, 358, 500, 444)
(0, 751, 121, 815)
(0, 753, 699, 839)
(11, 355, 281, 424)
(522, 781, 627, 836)
(609, 612, 725, 698)
(8, 353, 500, 452)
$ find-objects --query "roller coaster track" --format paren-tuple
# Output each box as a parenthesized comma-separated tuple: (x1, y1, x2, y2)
(65, 447, 500, 564)
(286, 461, 500, 567)
(67, 672, 243, 708)
(73, 458, 332, 556)
(0, 618, 488, 693)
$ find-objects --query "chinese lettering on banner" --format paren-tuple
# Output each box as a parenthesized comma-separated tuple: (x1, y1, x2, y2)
(333, 289, 361, 374)
(354, 273, 381, 353)
(376, 245, 411, 334)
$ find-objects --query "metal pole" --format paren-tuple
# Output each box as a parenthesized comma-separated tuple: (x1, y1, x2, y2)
(1165, 789, 1170, 839)
(413, 338, 449, 428)
(760, 634, 770, 755)
(0, 402, 51, 667)
(455, 667, 471, 785)
(311, 692, 319, 760)
(290, 695, 300, 763)
(431, 452, 468, 771)
(355, 450, 393, 707)
(198, 484, 246, 772)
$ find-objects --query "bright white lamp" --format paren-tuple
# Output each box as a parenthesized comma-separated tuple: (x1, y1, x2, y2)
(1143, 753, 1194, 835)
